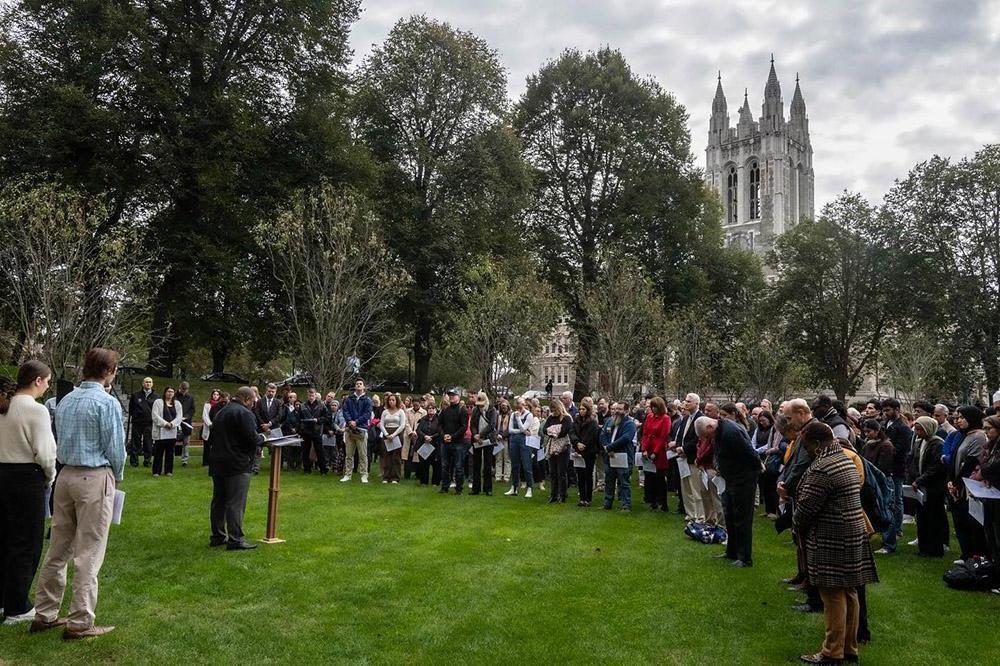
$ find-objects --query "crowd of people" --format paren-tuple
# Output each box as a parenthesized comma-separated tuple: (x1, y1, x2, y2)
(2, 354, 999, 663)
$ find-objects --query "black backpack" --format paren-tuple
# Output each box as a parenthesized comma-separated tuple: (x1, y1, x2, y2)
(943, 557, 996, 591)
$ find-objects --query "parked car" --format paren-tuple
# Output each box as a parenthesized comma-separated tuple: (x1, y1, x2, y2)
(200, 372, 250, 384)
(276, 373, 315, 388)
(520, 389, 547, 401)
(371, 380, 412, 393)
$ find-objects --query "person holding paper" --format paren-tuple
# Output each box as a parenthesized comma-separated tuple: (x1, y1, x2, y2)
(640, 397, 672, 512)
(947, 406, 987, 562)
(33, 348, 124, 639)
(208, 386, 266, 551)
(379, 393, 406, 484)
(341, 379, 373, 483)
(151, 387, 183, 478)
(601, 401, 636, 512)
(402, 397, 427, 481)
(415, 402, 443, 486)
(470, 392, 498, 496)
(910, 416, 948, 557)
(494, 400, 511, 484)
(543, 400, 573, 504)
(438, 389, 467, 495)
(504, 398, 536, 498)
(0, 361, 56, 625)
(672, 393, 704, 523)
(298, 388, 330, 476)
(570, 398, 600, 506)
(974, 416, 1000, 565)
(253, 383, 287, 474)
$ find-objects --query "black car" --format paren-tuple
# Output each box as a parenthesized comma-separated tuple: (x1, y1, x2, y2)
(371, 380, 412, 393)
(199, 372, 250, 384)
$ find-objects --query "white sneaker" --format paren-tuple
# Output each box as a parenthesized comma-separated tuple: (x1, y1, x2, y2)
(875, 548, 892, 555)
(504, 487, 517, 496)
(449, 482, 456, 489)
(902, 515, 915, 525)
(908, 538, 919, 546)
(525, 487, 533, 499)
(382, 480, 388, 484)
(3, 607, 36, 625)
(953, 559, 965, 565)
(391, 480, 398, 484)
(361, 475, 369, 484)
(340, 475, 351, 482)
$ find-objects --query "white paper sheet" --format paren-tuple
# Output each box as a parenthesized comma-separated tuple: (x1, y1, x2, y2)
(666, 450, 678, 460)
(901, 485, 925, 504)
(417, 442, 435, 460)
(492, 443, 504, 456)
(701, 471, 710, 489)
(112, 489, 125, 525)
(473, 437, 491, 449)
(642, 458, 657, 473)
(536, 447, 546, 462)
(571, 453, 586, 468)
(677, 458, 691, 479)
(44, 485, 52, 519)
(610, 452, 629, 469)
(964, 477, 1000, 500)
(267, 427, 286, 441)
(713, 475, 726, 495)
(385, 436, 402, 453)
(634, 452, 643, 467)
(525, 435, 541, 450)
(968, 496, 985, 526)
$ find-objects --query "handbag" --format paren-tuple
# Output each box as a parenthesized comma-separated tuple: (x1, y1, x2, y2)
(547, 434, 570, 456)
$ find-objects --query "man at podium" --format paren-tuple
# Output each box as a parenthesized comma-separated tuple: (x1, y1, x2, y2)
(208, 387, 266, 550)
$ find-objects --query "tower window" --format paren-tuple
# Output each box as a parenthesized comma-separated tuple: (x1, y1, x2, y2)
(749, 161, 760, 220)
(726, 166, 738, 225)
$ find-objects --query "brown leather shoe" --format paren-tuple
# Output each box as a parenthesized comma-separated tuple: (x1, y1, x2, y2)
(29, 617, 67, 633)
(63, 625, 115, 640)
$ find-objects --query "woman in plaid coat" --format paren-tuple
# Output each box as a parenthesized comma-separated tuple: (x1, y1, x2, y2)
(793, 422, 878, 665)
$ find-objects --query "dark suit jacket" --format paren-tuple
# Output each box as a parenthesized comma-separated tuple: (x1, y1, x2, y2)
(129, 389, 159, 426)
(886, 419, 914, 477)
(677, 410, 703, 460)
(715, 419, 761, 485)
(255, 396, 287, 431)
(209, 402, 265, 477)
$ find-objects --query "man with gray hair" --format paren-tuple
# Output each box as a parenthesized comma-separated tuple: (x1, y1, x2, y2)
(560, 391, 578, 419)
(671, 393, 704, 523)
(933, 404, 955, 436)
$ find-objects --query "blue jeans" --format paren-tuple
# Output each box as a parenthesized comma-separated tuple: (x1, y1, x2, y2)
(603, 460, 632, 508)
(882, 474, 904, 550)
(440, 443, 466, 492)
(508, 437, 534, 489)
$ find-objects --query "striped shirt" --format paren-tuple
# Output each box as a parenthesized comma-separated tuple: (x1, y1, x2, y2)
(54, 381, 126, 481)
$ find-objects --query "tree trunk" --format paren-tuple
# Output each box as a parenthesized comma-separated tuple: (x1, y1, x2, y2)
(9, 330, 26, 366)
(211, 345, 228, 373)
(413, 312, 433, 392)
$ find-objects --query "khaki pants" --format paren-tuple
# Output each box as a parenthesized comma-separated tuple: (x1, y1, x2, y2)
(34, 466, 115, 630)
(818, 587, 860, 660)
(345, 430, 368, 477)
(594, 456, 605, 491)
(699, 468, 723, 525)
(680, 467, 704, 522)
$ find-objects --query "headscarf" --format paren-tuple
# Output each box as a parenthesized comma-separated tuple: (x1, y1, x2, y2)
(957, 405, 984, 431)
(914, 416, 939, 442)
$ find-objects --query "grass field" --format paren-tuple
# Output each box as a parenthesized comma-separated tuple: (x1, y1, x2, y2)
(1, 450, 997, 665)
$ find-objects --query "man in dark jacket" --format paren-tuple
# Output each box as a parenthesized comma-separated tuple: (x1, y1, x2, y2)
(340, 379, 373, 483)
(812, 395, 850, 442)
(175, 381, 196, 466)
(879, 398, 913, 554)
(253, 383, 287, 474)
(127, 377, 158, 468)
(438, 389, 468, 495)
(297, 388, 329, 475)
(671, 393, 703, 523)
(208, 387, 265, 550)
(698, 416, 761, 567)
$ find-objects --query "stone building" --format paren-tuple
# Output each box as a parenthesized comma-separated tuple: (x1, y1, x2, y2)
(530, 317, 575, 393)
(704, 56, 814, 256)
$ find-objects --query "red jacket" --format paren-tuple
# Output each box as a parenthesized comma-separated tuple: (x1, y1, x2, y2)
(640, 412, 672, 470)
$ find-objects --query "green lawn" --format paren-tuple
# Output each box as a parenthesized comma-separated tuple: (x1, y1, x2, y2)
(2, 451, 996, 665)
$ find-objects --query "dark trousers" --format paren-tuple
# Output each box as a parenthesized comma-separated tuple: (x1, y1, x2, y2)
(152, 439, 175, 475)
(549, 450, 569, 500)
(441, 443, 466, 493)
(210, 473, 251, 544)
(576, 455, 595, 502)
(471, 446, 494, 494)
(509, 439, 534, 489)
(417, 446, 441, 486)
(723, 478, 757, 564)
(915, 491, 949, 556)
(301, 434, 327, 474)
(758, 470, 780, 515)
(951, 498, 987, 560)
(647, 469, 668, 509)
(856, 584, 870, 642)
(0, 464, 46, 616)
(380, 445, 401, 482)
(603, 464, 632, 508)
(984, 501, 1000, 562)
(129, 425, 152, 465)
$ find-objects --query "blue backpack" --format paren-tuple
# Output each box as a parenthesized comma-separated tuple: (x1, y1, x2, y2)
(859, 457, 893, 532)
(683, 521, 728, 545)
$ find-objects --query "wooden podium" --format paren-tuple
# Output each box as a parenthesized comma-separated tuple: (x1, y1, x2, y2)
(260, 435, 302, 544)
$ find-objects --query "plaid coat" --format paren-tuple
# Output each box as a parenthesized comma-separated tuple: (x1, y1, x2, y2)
(793, 446, 879, 589)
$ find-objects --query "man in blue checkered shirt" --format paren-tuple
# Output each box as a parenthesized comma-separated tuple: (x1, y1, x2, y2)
(31, 348, 124, 640)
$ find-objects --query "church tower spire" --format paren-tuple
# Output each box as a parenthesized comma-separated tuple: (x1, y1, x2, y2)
(790, 73, 809, 141)
(761, 54, 784, 133)
(709, 71, 729, 145)
(737, 88, 754, 138)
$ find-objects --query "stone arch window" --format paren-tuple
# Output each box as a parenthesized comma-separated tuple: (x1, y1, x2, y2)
(726, 165, 738, 225)
(748, 160, 760, 220)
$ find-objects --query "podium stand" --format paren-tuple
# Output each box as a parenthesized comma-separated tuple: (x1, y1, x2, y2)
(260, 435, 302, 544)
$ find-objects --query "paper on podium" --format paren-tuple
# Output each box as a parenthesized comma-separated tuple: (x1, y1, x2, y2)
(266, 435, 303, 447)
(525, 435, 541, 450)
(112, 490, 125, 525)
(267, 428, 286, 441)
(571, 453, 586, 468)
(677, 458, 691, 479)
(902, 485, 926, 504)
(964, 477, 1000, 500)
(417, 442, 435, 460)
(385, 436, 402, 453)
(713, 475, 726, 495)
(609, 452, 629, 469)
(969, 497, 985, 526)
(642, 458, 656, 473)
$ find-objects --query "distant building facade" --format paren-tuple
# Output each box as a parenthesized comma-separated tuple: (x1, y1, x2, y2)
(705, 57, 814, 257)
(530, 317, 575, 393)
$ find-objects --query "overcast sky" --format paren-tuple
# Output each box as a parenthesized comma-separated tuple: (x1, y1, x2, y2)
(350, 0, 1000, 208)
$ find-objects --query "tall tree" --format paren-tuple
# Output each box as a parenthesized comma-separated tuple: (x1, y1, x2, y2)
(514, 47, 725, 398)
(356, 15, 529, 391)
(770, 194, 902, 399)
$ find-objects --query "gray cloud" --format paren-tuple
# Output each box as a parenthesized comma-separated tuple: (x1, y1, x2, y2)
(351, 0, 1000, 207)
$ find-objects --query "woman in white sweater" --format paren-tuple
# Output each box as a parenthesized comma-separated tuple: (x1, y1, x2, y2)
(151, 387, 183, 477)
(0, 360, 56, 624)
(379, 393, 407, 484)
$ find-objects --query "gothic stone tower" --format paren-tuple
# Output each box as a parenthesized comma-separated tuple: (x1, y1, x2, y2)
(704, 57, 814, 256)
